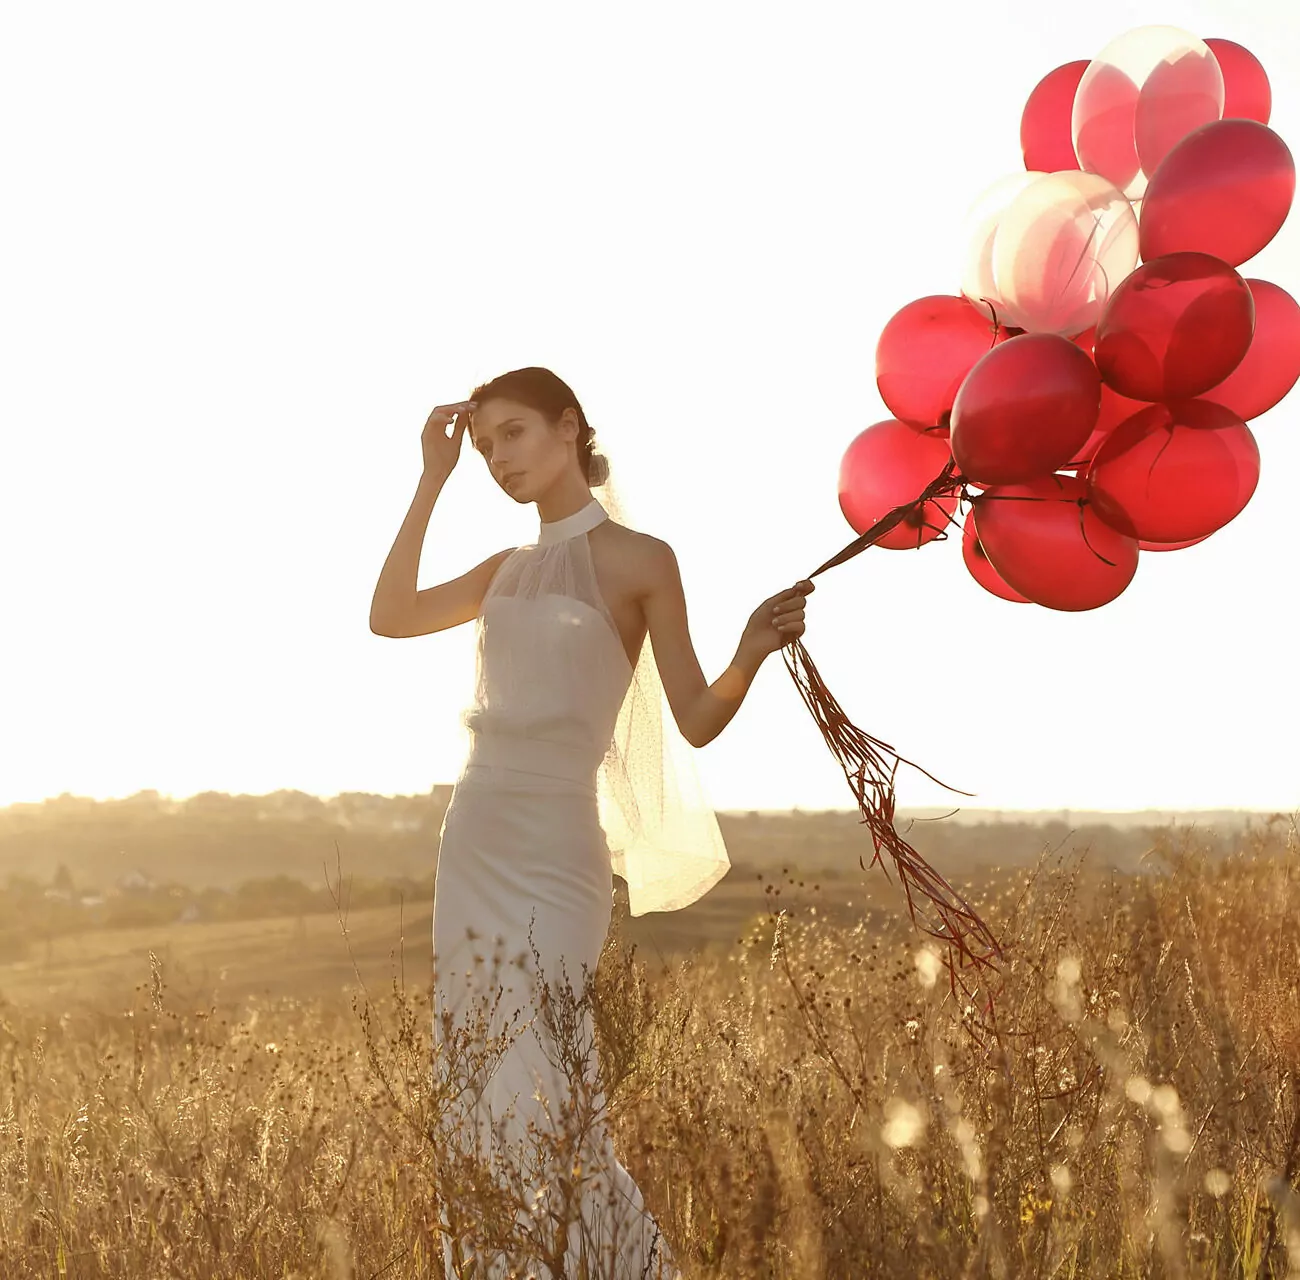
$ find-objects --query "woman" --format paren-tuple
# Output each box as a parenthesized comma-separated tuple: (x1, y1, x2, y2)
(370, 366, 811, 1277)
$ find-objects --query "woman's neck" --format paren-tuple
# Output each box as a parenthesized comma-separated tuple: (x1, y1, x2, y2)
(534, 474, 598, 524)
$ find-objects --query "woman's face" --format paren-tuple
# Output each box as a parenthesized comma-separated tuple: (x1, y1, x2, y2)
(470, 398, 578, 502)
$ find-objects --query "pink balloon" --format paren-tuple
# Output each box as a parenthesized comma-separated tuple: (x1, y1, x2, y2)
(838, 420, 958, 551)
(1206, 38, 1272, 124)
(1134, 44, 1227, 179)
(1074, 63, 1141, 194)
(972, 473, 1139, 611)
(1200, 279, 1300, 421)
(1140, 119, 1295, 267)
(876, 295, 1007, 434)
(1085, 400, 1260, 541)
(962, 515, 1030, 602)
(1094, 252, 1255, 403)
(950, 333, 1101, 485)
(1021, 61, 1088, 172)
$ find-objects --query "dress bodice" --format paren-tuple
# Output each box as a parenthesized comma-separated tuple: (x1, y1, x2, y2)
(460, 499, 633, 789)
(454, 494, 731, 917)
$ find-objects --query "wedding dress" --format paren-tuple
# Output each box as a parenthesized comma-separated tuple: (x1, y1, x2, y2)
(431, 495, 730, 1278)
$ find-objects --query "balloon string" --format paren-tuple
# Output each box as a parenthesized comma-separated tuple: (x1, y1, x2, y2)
(969, 489, 1119, 568)
(789, 456, 1004, 1025)
(787, 456, 1134, 1022)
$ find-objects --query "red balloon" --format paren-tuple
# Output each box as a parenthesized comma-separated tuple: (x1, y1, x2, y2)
(1068, 327, 1153, 465)
(1140, 533, 1211, 551)
(971, 473, 1138, 611)
(1085, 400, 1260, 542)
(876, 295, 1007, 434)
(1139, 119, 1295, 267)
(950, 333, 1101, 485)
(961, 515, 1029, 602)
(1020, 60, 1088, 172)
(1094, 252, 1255, 402)
(1206, 38, 1272, 124)
(1200, 279, 1300, 421)
(837, 419, 958, 550)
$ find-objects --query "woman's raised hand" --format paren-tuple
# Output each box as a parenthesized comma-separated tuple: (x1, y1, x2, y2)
(740, 578, 814, 664)
(421, 400, 478, 479)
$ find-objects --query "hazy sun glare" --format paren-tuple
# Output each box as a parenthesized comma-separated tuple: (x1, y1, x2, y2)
(3, 0, 1298, 814)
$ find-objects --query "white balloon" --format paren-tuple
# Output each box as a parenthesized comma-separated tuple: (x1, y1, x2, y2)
(1072, 24, 1224, 201)
(960, 171, 1044, 325)
(992, 171, 1139, 336)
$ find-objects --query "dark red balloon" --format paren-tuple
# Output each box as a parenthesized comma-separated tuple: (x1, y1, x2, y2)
(971, 473, 1138, 611)
(1094, 252, 1255, 403)
(1068, 327, 1153, 465)
(950, 333, 1101, 485)
(838, 419, 958, 550)
(1085, 400, 1260, 542)
(961, 515, 1029, 602)
(876, 295, 1007, 435)
(1020, 60, 1088, 172)
(1206, 38, 1272, 124)
(1140, 119, 1295, 267)
(1200, 279, 1300, 421)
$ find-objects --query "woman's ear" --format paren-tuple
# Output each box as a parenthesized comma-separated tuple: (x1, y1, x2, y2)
(558, 407, 580, 444)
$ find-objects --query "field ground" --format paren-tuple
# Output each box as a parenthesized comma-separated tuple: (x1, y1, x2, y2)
(0, 851, 911, 1013)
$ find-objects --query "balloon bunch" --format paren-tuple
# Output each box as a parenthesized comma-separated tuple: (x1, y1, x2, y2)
(782, 25, 1297, 1022)
(847, 25, 1298, 610)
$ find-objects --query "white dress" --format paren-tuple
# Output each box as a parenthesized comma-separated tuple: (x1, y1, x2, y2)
(431, 496, 728, 1278)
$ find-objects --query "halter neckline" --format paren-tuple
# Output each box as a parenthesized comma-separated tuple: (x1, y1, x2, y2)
(537, 497, 609, 546)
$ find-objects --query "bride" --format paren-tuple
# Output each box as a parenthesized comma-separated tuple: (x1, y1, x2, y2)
(370, 366, 811, 1278)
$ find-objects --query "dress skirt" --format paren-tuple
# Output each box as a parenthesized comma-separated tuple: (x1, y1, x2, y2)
(431, 762, 678, 1279)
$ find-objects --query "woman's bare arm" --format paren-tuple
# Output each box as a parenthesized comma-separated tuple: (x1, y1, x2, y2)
(641, 540, 809, 748)
(370, 470, 514, 638)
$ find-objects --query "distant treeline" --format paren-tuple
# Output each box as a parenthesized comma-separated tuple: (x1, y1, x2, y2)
(2, 788, 1285, 896)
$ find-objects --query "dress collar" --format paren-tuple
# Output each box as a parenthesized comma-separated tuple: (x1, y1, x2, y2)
(537, 497, 609, 546)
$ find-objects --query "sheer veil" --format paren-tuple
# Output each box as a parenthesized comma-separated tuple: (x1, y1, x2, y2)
(590, 460, 732, 916)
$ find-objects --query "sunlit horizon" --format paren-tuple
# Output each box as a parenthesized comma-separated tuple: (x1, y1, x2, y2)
(5, 0, 1299, 817)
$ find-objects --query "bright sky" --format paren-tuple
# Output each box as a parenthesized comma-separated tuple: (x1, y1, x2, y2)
(4, 0, 1298, 816)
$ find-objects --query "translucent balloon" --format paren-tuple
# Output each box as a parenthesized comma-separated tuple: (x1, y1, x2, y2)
(1021, 60, 1089, 172)
(838, 419, 958, 551)
(875, 295, 1008, 435)
(1206, 38, 1271, 124)
(1072, 25, 1224, 201)
(972, 473, 1139, 611)
(992, 170, 1139, 335)
(1139, 119, 1295, 267)
(950, 333, 1101, 485)
(1085, 400, 1260, 542)
(960, 171, 1044, 324)
(961, 514, 1029, 602)
(1200, 279, 1300, 421)
(1094, 252, 1255, 402)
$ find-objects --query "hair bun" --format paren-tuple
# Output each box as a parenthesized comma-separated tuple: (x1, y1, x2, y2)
(587, 450, 610, 486)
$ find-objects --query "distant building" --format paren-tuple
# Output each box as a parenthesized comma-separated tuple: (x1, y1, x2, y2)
(118, 869, 156, 893)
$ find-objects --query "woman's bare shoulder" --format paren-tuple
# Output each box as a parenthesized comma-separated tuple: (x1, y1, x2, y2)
(594, 519, 674, 592)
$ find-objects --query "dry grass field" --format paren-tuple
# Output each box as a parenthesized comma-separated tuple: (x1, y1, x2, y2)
(2, 815, 1299, 1277)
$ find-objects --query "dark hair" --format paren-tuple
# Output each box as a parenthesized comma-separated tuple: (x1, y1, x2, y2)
(468, 366, 609, 487)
